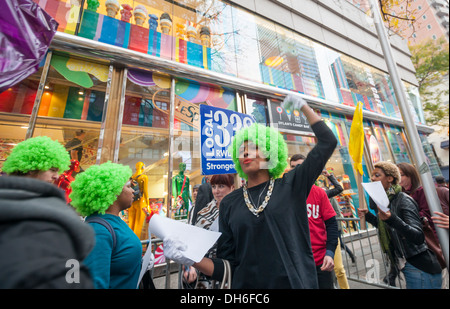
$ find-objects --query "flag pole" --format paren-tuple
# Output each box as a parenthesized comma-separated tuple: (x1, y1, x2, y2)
(368, 0, 448, 269)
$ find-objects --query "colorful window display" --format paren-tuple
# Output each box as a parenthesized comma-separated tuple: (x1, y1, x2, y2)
(384, 124, 412, 164)
(419, 132, 443, 178)
(0, 69, 41, 116)
(119, 69, 172, 225)
(35, 0, 426, 127)
(364, 121, 394, 165)
(0, 124, 29, 172)
(36, 54, 109, 122)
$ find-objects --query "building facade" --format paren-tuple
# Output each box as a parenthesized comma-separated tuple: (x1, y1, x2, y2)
(0, 0, 443, 234)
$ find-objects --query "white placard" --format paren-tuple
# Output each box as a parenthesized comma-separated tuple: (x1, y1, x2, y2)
(362, 181, 390, 213)
(149, 214, 221, 263)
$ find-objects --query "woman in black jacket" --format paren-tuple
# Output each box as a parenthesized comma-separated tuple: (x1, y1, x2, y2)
(358, 161, 442, 289)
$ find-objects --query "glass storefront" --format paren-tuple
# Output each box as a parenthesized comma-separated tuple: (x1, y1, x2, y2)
(32, 0, 424, 125)
(0, 1, 442, 237)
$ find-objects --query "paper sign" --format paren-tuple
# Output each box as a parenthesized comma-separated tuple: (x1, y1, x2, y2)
(149, 214, 221, 263)
(137, 244, 154, 288)
(362, 181, 390, 213)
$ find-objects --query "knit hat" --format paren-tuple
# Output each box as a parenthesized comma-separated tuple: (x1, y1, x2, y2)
(69, 161, 132, 217)
(374, 161, 401, 185)
(229, 123, 288, 180)
(2, 136, 70, 174)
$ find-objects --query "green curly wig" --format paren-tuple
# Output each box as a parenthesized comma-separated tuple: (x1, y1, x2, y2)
(69, 161, 132, 217)
(3, 136, 70, 174)
(229, 123, 288, 180)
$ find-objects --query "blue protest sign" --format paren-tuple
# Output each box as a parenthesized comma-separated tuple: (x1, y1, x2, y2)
(200, 105, 255, 175)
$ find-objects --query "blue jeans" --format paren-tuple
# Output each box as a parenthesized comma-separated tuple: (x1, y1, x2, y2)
(402, 262, 442, 289)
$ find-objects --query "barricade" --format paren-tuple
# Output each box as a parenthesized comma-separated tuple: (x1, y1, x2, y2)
(337, 217, 404, 289)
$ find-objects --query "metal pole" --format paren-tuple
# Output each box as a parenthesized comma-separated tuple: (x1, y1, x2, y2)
(25, 51, 53, 140)
(368, 0, 449, 269)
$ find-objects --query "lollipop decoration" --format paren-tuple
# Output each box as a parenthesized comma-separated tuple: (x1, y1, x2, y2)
(293, 109, 300, 123)
(285, 108, 292, 121)
(276, 106, 283, 121)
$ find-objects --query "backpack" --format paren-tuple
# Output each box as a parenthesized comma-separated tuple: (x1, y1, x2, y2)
(85, 216, 116, 251)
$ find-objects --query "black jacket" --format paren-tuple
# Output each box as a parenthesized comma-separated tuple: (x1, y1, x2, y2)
(0, 176, 95, 288)
(366, 192, 427, 259)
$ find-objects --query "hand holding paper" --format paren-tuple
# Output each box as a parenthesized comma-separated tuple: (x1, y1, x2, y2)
(149, 214, 221, 264)
(361, 181, 390, 213)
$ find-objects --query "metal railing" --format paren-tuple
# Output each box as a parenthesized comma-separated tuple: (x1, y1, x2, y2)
(337, 217, 404, 289)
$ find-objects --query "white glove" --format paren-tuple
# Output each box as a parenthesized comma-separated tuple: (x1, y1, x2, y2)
(163, 236, 195, 266)
(281, 93, 307, 113)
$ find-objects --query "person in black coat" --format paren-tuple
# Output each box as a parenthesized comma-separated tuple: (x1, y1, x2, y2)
(358, 161, 442, 289)
(0, 176, 95, 288)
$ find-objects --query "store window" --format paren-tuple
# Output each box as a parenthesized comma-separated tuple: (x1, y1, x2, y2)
(118, 69, 172, 228)
(364, 121, 394, 165)
(419, 132, 443, 178)
(31, 54, 109, 173)
(0, 67, 43, 172)
(173, 77, 237, 189)
(384, 124, 412, 164)
(405, 83, 426, 124)
(244, 94, 269, 125)
(37, 54, 109, 122)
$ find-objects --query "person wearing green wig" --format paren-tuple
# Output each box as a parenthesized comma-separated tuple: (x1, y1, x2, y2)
(164, 94, 338, 289)
(70, 162, 144, 289)
(2, 136, 70, 183)
(0, 136, 94, 288)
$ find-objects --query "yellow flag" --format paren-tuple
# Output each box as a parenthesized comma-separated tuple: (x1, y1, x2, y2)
(349, 101, 364, 175)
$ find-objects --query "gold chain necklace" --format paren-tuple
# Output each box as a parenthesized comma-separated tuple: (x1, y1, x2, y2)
(243, 178, 274, 217)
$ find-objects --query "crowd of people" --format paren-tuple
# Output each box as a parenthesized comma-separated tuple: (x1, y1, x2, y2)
(0, 95, 448, 289)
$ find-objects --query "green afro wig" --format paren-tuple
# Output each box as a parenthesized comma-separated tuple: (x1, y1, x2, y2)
(69, 161, 132, 217)
(229, 123, 288, 180)
(3, 136, 70, 174)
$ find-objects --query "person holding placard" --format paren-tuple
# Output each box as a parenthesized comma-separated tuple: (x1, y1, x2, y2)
(163, 94, 337, 289)
(358, 161, 442, 289)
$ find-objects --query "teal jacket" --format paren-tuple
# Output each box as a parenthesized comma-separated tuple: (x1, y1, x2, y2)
(85, 214, 142, 289)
